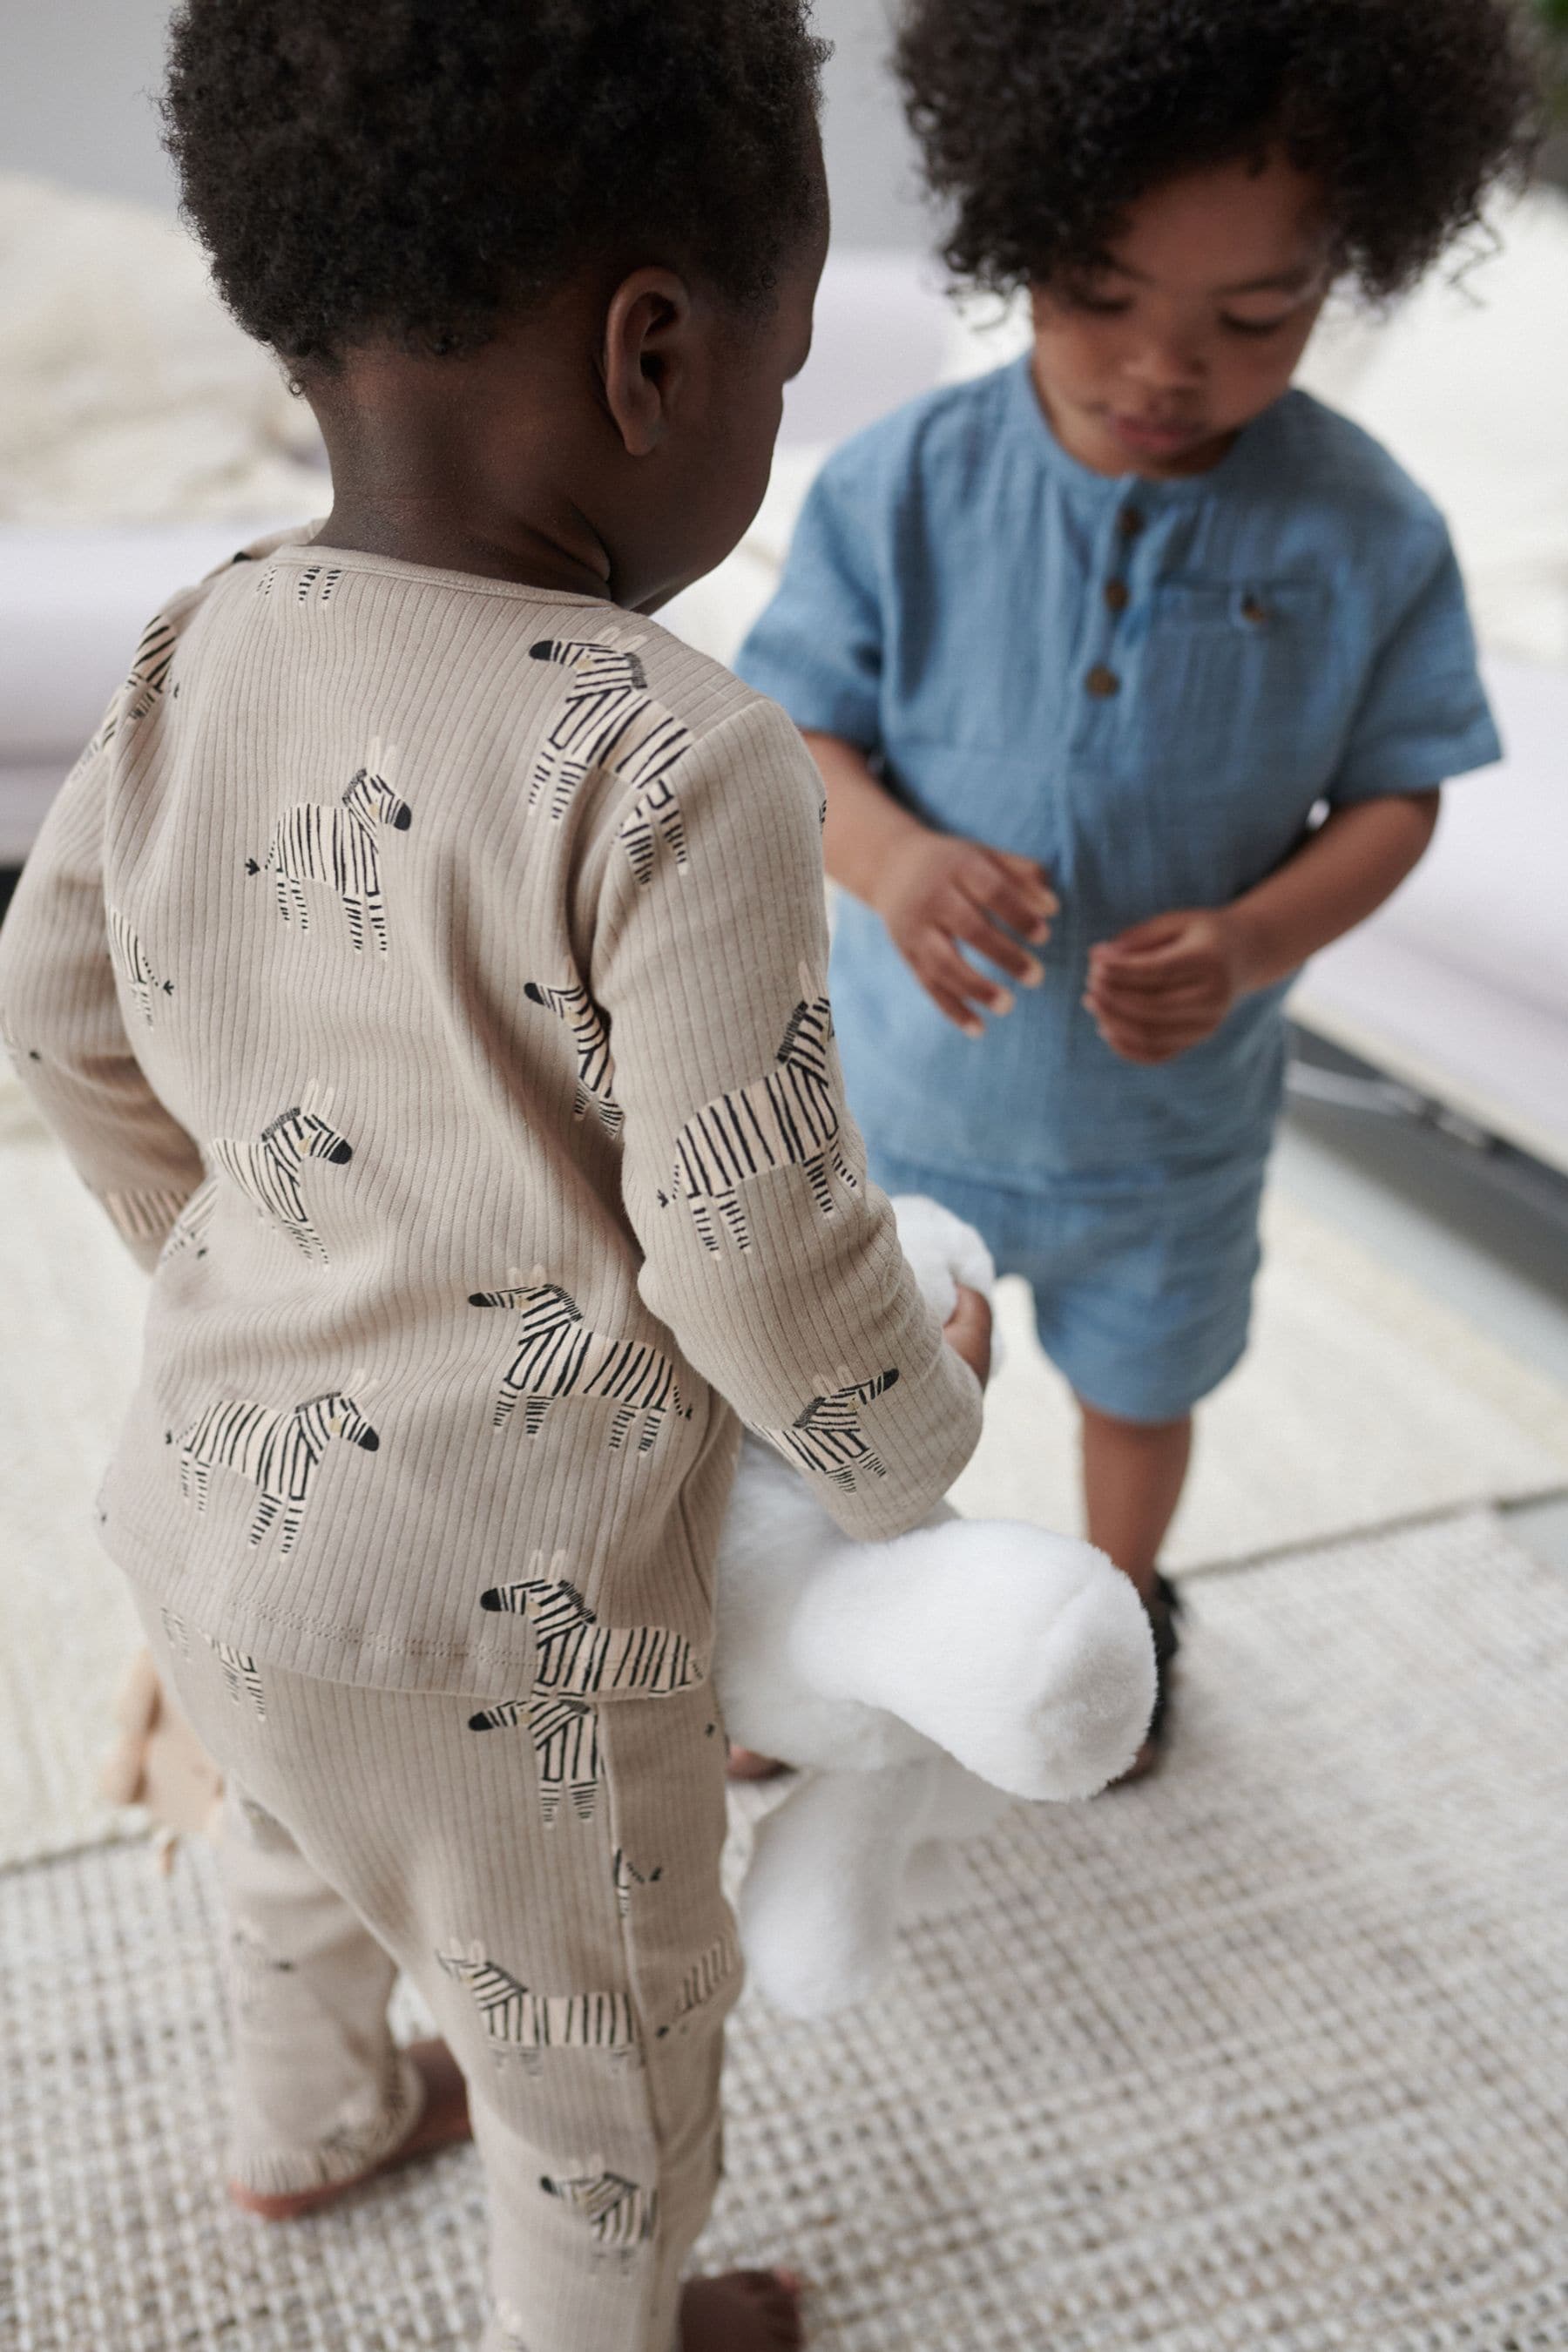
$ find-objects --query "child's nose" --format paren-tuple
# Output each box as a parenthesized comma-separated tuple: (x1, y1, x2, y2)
(1125, 335, 1206, 390)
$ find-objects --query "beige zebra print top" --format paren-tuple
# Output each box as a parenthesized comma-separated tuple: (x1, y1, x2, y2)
(0, 531, 981, 1695)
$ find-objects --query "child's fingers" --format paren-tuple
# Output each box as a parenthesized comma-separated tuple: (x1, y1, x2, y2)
(943, 1284, 993, 1385)
(1085, 970, 1217, 1018)
(977, 857, 1059, 937)
(922, 935, 1014, 1017)
(1092, 1011, 1213, 1063)
(904, 944, 994, 1035)
(1087, 942, 1206, 994)
(950, 900, 1044, 987)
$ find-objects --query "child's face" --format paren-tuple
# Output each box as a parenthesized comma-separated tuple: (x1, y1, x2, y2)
(1029, 152, 1333, 480)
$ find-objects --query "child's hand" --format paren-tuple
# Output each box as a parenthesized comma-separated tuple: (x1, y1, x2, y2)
(872, 828, 1058, 1037)
(943, 1283, 993, 1387)
(1085, 908, 1254, 1065)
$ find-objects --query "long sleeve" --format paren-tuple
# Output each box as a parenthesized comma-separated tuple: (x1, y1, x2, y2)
(0, 724, 206, 1270)
(591, 693, 983, 1539)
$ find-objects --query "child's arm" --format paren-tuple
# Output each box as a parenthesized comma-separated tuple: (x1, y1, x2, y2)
(592, 695, 985, 1539)
(1084, 789, 1440, 1065)
(811, 730, 1058, 1036)
(0, 731, 206, 1267)
(1087, 519, 1496, 1065)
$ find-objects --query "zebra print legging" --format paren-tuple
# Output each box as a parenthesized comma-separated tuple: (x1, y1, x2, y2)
(136, 1592, 738, 2352)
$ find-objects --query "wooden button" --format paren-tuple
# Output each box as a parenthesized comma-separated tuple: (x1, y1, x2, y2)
(1117, 505, 1146, 538)
(1104, 578, 1130, 615)
(1240, 592, 1269, 625)
(1085, 664, 1120, 698)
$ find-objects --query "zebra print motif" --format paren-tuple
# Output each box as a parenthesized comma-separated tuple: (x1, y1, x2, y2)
(89, 615, 180, 760)
(159, 1178, 218, 1262)
(170, 1388, 379, 1557)
(658, 985, 858, 1253)
(522, 980, 623, 1134)
(477, 1571, 701, 1698)
(160, 1607, 190, 1658)
(436, 1943, 638, 2068)
(655, 1930, 741, 2038)
(205, 1635, 266, 1717)
(294, 564, 344, 604)
(122, 614, 178, 720)
(210, 1102, 354, 1262)
(467, 1274, 687, 1453)
(616, 771, 689, 887)
(612, 1849, 662, 1915)
(526, 639, 691, 881)
(758, 1368, 901, 1492)
(466, 1693, 601, 1826)
(246, 747, 412, 954)
(538, 2166, 658, 2256)
(107, 908, 173, 1026)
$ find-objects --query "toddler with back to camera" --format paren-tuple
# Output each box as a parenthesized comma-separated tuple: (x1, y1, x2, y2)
(0, 5, 1005, 2347)
(740, 0, 1538, 1777)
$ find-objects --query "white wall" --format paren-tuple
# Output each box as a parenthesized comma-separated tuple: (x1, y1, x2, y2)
(0, 0, 929, 250)
(3, 3, 179, 210)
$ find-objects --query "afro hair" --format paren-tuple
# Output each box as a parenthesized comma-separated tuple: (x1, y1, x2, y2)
(164, 0, 828, 365)
(896, 0, 1541, 300)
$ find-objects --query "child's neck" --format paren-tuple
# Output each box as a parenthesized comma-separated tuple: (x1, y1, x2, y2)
(304, 335, 618, 598)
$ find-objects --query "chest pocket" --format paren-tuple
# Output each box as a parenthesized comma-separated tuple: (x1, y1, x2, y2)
(1132, 578, 1344, 793)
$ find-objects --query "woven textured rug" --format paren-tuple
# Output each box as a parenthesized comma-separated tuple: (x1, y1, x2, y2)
(3, 1508, 1566, 2351)
(6, 1069, 1568, 1869)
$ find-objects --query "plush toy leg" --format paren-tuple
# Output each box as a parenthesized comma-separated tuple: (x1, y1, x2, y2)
(739, 1760, 942, 2018)
(787, 1520, 1157, 1801)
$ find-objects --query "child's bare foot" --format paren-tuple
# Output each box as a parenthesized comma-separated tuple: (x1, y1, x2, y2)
(682, 2268, 805, 2349)
(726, 1744, 792, 1782)
(228, 2038, 471, 2219)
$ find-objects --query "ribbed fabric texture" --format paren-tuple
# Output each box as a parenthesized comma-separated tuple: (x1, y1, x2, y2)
(0, 531, 981, 1694)
(138, 1596, 735, 2352)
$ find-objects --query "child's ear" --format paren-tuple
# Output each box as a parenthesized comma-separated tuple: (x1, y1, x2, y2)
(601, 268, 693, 458)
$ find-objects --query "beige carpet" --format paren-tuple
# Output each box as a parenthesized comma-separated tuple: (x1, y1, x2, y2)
(5, 1072, 1568, 1867)
(3, 1509, 1566, 2349)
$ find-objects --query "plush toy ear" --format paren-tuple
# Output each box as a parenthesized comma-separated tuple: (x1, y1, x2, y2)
(551, 1548, 571, 1579)
(528, 1549, 546, 1578)
(530, 1262, 546, 1285)
(508, 1265, 524, 1286)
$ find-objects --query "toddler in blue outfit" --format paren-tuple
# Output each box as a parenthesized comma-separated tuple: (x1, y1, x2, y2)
(740, 0, 1537, 1773)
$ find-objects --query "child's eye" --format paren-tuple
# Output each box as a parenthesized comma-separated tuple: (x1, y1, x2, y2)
(1220, 313, 1294, 338)
(1069, 293, 1132, 318)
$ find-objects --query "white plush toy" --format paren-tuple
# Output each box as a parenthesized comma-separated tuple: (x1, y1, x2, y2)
(110, 1193, 1152, 2024)
(716, 1195, 1156, 2020)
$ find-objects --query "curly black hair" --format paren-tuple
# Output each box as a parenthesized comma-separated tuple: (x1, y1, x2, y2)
(164, 0, 828, 366)
(895, 0, 1541, 300)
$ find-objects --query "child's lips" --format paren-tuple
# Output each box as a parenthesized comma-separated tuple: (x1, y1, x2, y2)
(1108, 411, 1205, 454)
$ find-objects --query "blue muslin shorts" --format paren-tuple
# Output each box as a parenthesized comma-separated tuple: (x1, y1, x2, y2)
(870, 1142, 1268, 1424)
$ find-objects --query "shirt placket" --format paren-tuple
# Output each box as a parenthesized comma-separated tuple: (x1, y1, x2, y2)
(1069, 492, 1148, 750)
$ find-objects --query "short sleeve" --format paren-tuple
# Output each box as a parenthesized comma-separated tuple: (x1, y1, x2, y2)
(734, 455, 886, 752)
(1329, 525, 1502, 805)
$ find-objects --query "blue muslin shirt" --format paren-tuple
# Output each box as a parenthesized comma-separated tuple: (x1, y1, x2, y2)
(737, 358, 1501, 1194)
